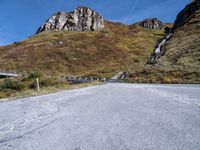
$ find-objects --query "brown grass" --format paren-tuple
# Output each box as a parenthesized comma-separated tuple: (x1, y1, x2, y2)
(127, 9, 200, 84)
(0, 21, 163, 78)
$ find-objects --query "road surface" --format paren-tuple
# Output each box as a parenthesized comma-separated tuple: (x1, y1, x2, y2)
(0, 83, 200, 150)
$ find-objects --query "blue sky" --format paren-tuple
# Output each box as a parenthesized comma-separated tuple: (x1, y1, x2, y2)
(0, 0, 190, 45)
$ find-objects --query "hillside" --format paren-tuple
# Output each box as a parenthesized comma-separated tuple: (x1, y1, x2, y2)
(0, 20, 164, 78)
(128, 0, 200, 83)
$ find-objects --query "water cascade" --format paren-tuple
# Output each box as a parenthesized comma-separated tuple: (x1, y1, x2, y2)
(147, 33, 171, 64)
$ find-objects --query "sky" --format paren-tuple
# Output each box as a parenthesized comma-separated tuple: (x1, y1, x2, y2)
(0, 0, 191, 46)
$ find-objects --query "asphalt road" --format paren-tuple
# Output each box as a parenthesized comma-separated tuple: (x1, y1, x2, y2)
(0, 83, 200, 150)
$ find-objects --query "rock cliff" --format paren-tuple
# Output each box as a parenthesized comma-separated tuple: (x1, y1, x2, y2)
(173, 0, 200, 30)
(137, 18, 164, 30)
(153, 0, 200, 82)
(36, 6, 105, 33)
(147, 0, 200, 64)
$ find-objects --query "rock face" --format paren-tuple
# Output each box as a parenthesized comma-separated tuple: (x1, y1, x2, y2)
(173, 0, 200, 30)
(146, 0, 200, 82)
(147, 0, 200, 64)
(138, 18, 164, 30)
(36, 6, 105, 33)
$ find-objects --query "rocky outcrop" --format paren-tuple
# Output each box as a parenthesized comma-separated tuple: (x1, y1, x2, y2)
(147, 0, 200, 64)
(173, 0, 200, 30)
(147, 0, 200, 80)
(36, 6, 105, 33)
(137, 18, 164, 30)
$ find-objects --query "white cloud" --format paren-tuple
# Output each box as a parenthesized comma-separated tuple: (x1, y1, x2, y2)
(128, 0, 139, 16)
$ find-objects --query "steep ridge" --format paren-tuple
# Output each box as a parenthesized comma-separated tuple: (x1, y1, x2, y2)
(128, 0, 200, 83)
(173, 0, 200, 30)
(156, 0, 200, 82)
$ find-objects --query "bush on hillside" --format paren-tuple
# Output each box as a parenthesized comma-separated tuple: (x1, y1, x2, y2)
(29, 72, 43, 79)
(0, 91, 9, 99)
(1, 79, 25, 91)
(29, 79, 51, 89)
(22, 72, 43, 81)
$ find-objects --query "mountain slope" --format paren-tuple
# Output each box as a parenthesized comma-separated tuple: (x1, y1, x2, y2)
(128, 0, 200, 83)
(0, 20, 164, 78)
(156, 0, 200, 82)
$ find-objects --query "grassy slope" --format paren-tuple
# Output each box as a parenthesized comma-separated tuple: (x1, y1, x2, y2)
(158, 9, 200, 83)
(128, 9, 200, 83)
(160, 10, 200, 66)
(0, 21, 164, 78)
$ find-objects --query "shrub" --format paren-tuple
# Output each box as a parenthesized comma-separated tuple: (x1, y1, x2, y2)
(1, 79, 25, 91)
(29, 82, 36, 89)
(39, 79, 66, 87)
(22, 72, 43, 81)
(0, 91, 9, 99)
(162, 77, 172, 83)
(29, 79, 51, 89)
(40, 80, 49, 87)
(28, 72, 43, 79)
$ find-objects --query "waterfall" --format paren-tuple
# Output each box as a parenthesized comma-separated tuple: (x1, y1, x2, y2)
(147, 33, 171, 64)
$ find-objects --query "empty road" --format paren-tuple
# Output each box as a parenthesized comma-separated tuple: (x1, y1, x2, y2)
(0, 83, 200, 150)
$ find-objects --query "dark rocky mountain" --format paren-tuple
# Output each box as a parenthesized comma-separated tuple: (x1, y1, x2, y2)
(136, 18, 164, 30)
(147, 0, 200, 64)
(173, 0, 200, 30)
(36, 6, 105, 33)
(157, 0, 200, 75)
(128, 0, 200, 83)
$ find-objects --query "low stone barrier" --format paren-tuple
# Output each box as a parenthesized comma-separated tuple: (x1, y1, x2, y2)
(65, 76, 106, 84)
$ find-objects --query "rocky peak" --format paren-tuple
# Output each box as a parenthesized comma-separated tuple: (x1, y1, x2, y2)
(138, 18, 164, 30)
(173, 0, 200, 30)
(36, 6, 105, 33)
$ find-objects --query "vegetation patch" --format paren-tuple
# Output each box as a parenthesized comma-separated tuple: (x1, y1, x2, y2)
(1, 79, 25, 91)
(0, 72, 104, 100)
